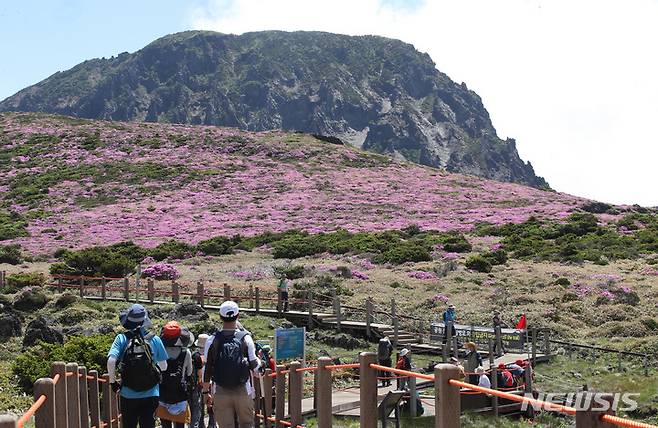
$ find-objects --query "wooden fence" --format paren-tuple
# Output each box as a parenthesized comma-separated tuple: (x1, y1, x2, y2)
(0, 362, 119, 428)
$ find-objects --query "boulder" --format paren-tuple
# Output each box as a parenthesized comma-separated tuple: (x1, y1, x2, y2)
(312, 330, 367, 350)
(0, 303, 23, 338)
(23, 315, 64, 347)
(167, 303, 209, 322)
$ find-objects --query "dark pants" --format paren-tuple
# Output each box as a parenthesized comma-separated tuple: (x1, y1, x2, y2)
(281, 291, 289, 312)
(378, 358, 392, 386)
(442, 325, 456, 344)
(160, 421, 185, 428)
(120, 396, 158, 428)
(468, 374, 479, 385)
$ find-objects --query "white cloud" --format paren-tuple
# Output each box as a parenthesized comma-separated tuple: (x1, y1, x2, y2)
(188, 0, 658, 206)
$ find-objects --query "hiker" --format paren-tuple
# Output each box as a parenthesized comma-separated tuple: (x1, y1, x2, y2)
(496, 363, 515, 389)
(449, 356, 466, 379)
(190, 334, 212, 428)
(377, 336, 394, 387)
(396, 348, 412, 390)
(492, 310, 507, 356)
(107, 304, 168, 428)
(258, 344, 276, 372)
(442, 304, 457, 344)
(156, 321, 194, 428)
(202, 300, 261, 428)
(507, 360, 526, 384)
(463, 342, 483, 385)
(278, 274, 290, 312)
(475, 366, 491, 388)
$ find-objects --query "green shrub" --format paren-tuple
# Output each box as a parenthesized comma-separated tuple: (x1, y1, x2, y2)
(374, 242, 431, 264)
(0, 210, 28, 241)
(49, 262, 77, 276)
(12, 334, 114, 392)
(555, 277, 571, 286)
(12, 287, 48, 311)
(197, 236, 233, 256)
(3, 272, 46, 293)
(149, 240, 196, 261)
(55, 293, 77, 308)
(274, 265, 305, 280)
(482, 249, 507, 266)
(464, 255, 492, 273)
(0, 244, 23, 264)
(59, 247, 135, 277)
(272, 235, 328, 259)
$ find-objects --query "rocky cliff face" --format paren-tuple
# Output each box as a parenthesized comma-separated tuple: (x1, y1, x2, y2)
(0, 30, 548, 188)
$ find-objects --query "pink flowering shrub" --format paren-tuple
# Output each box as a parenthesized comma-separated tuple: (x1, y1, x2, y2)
(408, 270, 437, 280)
(141, 263, 180, 280)
(352, 270, 369, 280)
(232, 270, 266, 281)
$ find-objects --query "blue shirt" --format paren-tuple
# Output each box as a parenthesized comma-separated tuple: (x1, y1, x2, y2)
(443, 310, 456, 323)
(108, 332, 168, 399)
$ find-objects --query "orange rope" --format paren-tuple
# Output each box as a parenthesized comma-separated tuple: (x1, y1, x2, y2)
(255, 413, 303, 428)
(16, 395, 46, 428)
(601, 414, 658, 428)
(369, 364, 434, 381)
(295, 367, 317, 373)
(52, 374, 60, 385)
(325, 363, 359, 370)
(449, 379, 576, 415)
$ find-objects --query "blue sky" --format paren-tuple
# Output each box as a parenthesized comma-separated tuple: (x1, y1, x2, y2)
(0, 0, 206, 100)
(1, 0, 657, 205)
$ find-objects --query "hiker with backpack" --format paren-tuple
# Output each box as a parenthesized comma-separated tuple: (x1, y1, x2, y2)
(377, 336, 393, 387)
(202, 301, 261, 428)
(277, 274, 290, 312)
(156, 321, 194, 428)
(190, 334, 216, 428)
(107, 304, 168, 428)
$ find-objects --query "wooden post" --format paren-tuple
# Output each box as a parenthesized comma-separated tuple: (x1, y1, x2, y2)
(336, 298, 342, 332)
(278, 288, 283, 313)
(0, 416, 17, 428)
(452, 336, 459, 359)
(531, 328, 537, 365)
(224, 283, 231, 301)
(100, 277, 106, 301)
(255, 287, 261, 313)
(79, 277, 84, 298)
(0, 270, 5, 289)
(289, 362, 302, 427)
(78, 367, 90, 428)
(51, 362, 68, 428)
(249, 284, 254, 309)
(274, 365, 286, 426)
(317, 357, 332, 428)
(308, 291, 314, 330)
(446, 321, 453, 357)
(123, 277, 129, 301)
(365, 298, 372, 339)
(575, 392, 615, 427)
(495, 326, 503, 357)
(135, 264, 141, 303)
(391, 298, 397, 326)
(442, 344, 448, 363)
(66, 363, 80, 428)
(88, 371, 101, 428)
(488, 338, 495, 365)
(393, 316, 400, 347)
(263, 368, 274, 428)
(543, 329, 551, 355)
(34, 377, 55, 428)
(434, 364, 460, 428)
(491, 366, 499, 417)
(359, 352, 378, 428)
(644, 355, 649, 377)
(524, 364, 534, 418)
(147, 278, 155, 303)
(409, 375, 418, 417)
(617, 352, 622, 372)
(172, 280, 179, 303)
(196, 280, 204, 307)
(111, 385, 119, 428)
(101, 374, 112, 427)
(57, 277, 63, 293)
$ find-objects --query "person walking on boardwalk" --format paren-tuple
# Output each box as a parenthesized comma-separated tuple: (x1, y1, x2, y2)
(278, 274, 290, 312)
(156, 321, 193, 428)
(492, 310, 507, 356)
(107, 304, 168, 428)
(377, 336, 394, 387)
(442, 304, 457, 344)
(202, 301, 261, 428)
(396, 348, 412, 390)
(463, 342, 483, 385)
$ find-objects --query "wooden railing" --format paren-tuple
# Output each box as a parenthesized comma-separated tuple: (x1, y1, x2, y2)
(0, 362, 119, 428)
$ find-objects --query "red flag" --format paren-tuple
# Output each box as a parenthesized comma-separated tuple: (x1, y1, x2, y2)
(515, 314, 527, 330)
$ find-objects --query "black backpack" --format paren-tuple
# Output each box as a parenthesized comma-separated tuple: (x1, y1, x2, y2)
(211, 330, 251, 389)
(159, 350, 190, 403)
(119, 330, 162, 392)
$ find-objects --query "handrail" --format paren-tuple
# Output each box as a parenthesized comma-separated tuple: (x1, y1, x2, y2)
(550, 339, 648, 358)
(16, 395, 46, 428)
(369, 364, 434, 381)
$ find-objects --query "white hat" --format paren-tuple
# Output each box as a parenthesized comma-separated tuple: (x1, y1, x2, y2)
(475, 366, 485, 375)
(194, 333, 209, 349)
(220, 300, 240, 318)
(400, 348, 410, 357)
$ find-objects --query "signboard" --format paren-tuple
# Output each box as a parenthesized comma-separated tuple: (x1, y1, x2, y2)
(430, 323, 526, 349)
(274, 327, 306, 362)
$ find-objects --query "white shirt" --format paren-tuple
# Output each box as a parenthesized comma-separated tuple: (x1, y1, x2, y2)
(203, 328, 261, 397)
(478, 374, 491, 389)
